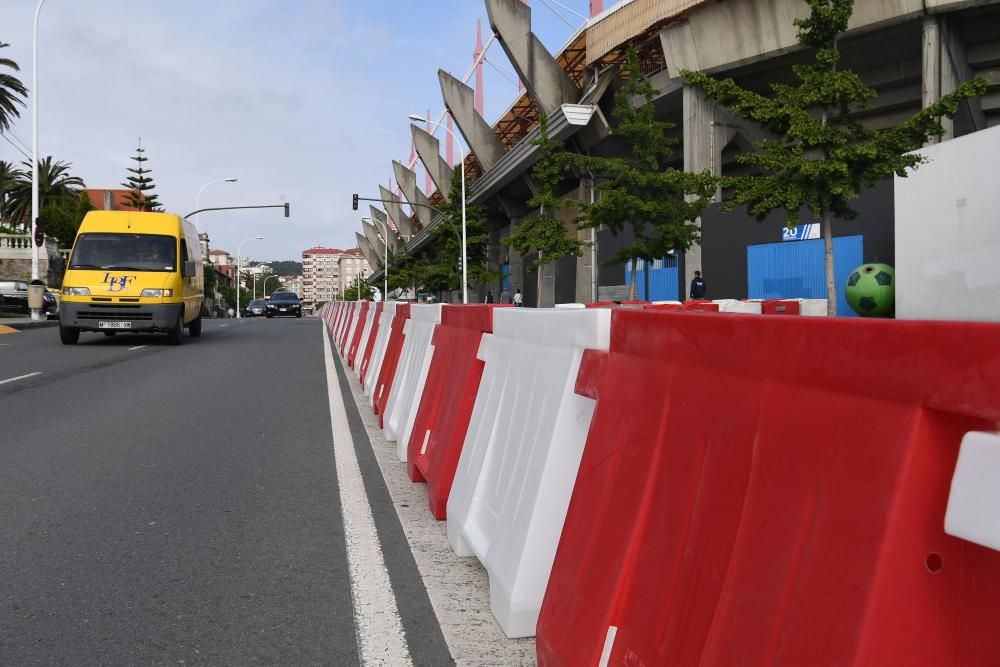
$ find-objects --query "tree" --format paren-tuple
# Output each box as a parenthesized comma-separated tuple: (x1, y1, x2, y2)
(268, 260, 303, 276)
(570, 44, 719, 300)
(507, 113, 585, 300)
(343, 282, 376, 301)
(121, 140, 162, 211)
(682, 0, 986, 315)
(4, 156, 85, 231)
(0, 42, 27, 133)
(0, 158, 24, 225)
(38, 190, 93, 247)
(423, 165, 495, 296)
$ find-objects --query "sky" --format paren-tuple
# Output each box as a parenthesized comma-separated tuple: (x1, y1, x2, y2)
(0, 0, 619, 263)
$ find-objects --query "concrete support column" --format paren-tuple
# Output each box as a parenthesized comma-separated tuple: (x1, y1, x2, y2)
(923, 14, 984, 144)
(682, 85, 723, 296)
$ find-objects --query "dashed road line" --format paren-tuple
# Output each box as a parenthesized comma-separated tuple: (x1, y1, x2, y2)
(0, 372, 41, 386)
(322, 324, 412, 666)
(128, 345, 147, 351)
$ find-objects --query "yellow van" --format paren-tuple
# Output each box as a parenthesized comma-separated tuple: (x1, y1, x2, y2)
(59, 211, 204, 345)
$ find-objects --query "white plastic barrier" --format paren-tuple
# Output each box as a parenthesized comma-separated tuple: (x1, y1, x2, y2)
(653, 300, 682, 305)
(352, 304, 377, 374)
(717, 300, 763, 314)
(800, 298, 828, 316)
(383, 304, 442, 461)
(446, 307, 612, 638)
(335, 302, 350, 347)
(555, 303, 586, 309)
(946, 432, 1000, 553)
(341, 303, 361, 355)
(365, 302, 397, 397)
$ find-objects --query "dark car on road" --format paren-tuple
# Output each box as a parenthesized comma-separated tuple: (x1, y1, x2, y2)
(266, 291, 302, 318)
(244, 299, 267, 317)
(0, 279, 58, 315)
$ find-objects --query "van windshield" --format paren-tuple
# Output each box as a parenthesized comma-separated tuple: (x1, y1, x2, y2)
(70, 233, 177, 272)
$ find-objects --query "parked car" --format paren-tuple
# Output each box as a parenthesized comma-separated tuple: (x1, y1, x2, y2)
(244, 299, 267, 317)
(0, 279, 58, 315)
(266, 291, 302, 318)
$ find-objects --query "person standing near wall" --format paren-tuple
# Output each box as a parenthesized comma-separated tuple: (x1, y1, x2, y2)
(690, 271, 706, 300)
(500, 288, 512, 304)
(513, 289, 523, 307)
(485, 290, 495, 304)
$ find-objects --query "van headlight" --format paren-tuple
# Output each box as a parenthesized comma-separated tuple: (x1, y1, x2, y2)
(62, 287, 90, 296)
(140, 289, 174, 298)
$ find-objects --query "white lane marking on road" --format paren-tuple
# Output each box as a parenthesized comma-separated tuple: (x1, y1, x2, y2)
(220, 324, 228, 328)
(0, 371, 41, 386)
(322, 324, 412, 666)
(128, 345, 147, 351)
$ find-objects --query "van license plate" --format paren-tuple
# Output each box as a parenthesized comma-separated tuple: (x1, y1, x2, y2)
(98, 321, 131, 329)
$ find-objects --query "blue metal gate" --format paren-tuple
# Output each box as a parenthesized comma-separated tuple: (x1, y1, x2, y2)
(625, 256, 680, 302)
(747, 235, 863, 316)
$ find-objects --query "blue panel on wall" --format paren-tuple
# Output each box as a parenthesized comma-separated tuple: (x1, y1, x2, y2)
(502, 263, 510, 292)
(747, 235, 863, 316)
(625, 256, 680, 302)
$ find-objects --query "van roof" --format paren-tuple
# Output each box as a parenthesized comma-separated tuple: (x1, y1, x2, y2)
(78, 210, 186, 236)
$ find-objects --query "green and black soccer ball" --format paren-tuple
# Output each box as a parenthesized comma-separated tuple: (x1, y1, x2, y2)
(846, 263, 895, 317)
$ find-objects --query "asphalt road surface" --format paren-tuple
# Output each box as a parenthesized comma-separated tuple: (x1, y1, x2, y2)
(0, 318, 451, 665)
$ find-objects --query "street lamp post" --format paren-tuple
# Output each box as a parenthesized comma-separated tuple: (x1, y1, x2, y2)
(236, 236, 263, 319)
(29, 0, 47, 322)
(408, 114, 467, 304)
(263, 275, 280, 297)
(196, 178, 239, 233)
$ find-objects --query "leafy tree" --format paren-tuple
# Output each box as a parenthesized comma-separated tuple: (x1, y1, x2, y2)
(121, 140, 162, 211)
(570, 44, 719, 300)
(507, 113, 585, 300)
(344, 282, 376, 301)
(268, 260, 303, 276)
(5, 156, 85, 231)
(423, 165, 495, 296)
(387, 245, 430, 298)
(219, 285, 239, 311)
(0, 42, 27, 133)
(38, 190, 93, 246)
(681, 0, 986, 315)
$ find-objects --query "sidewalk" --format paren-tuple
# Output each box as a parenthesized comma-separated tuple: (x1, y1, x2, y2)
(0, 316, 60, 331)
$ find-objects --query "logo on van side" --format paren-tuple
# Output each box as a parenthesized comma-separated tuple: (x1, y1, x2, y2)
(103, 272, 136, 293)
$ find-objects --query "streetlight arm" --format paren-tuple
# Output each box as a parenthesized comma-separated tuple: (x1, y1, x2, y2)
(185, 203, 290, 220)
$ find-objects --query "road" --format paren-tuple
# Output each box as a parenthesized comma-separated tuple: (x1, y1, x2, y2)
(0, 318, 451, 665)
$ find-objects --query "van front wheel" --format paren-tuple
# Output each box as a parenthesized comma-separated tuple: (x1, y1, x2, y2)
(59, 325, 80, 345)
(188, 316, 202, 338)
(167, 312, 184, 346)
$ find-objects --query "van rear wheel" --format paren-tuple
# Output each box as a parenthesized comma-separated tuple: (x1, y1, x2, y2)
(59, 325, 80, 345)
(188, 316, 202, 338)
(167, 312, 184, 346)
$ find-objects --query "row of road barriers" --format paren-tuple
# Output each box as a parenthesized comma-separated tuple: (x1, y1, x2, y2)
(316, 300, 1000, 664)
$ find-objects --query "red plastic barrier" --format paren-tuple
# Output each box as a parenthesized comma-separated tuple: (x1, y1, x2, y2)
(406, 304, 508, 519)
(332, 302, 345, 333)
(373, 303, 410, 426)
(358, 302, 383, 386)
(683, 299, 720, 312)
(537, 311, 1000, 666)
(763, 298, 801, 315)
(347, 302, 371, 368)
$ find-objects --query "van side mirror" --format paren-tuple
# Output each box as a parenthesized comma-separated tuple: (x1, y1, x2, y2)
(182, 261, 197, 278)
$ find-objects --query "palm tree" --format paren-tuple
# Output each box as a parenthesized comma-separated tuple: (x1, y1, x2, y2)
(5, 156, 85, 231)
(0, 42, 28, 133)
(0, 158, 24, 225)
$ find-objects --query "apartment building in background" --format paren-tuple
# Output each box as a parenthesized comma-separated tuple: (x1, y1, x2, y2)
(302, 247, 371, 308)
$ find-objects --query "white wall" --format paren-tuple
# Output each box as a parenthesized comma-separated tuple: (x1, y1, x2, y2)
(895, 125, 1000, 322)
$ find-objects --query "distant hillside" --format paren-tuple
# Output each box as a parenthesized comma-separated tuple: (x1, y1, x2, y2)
(268, 260, 303, 276)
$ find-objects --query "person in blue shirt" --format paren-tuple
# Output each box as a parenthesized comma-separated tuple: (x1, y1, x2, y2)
(690, 271, 706, 299)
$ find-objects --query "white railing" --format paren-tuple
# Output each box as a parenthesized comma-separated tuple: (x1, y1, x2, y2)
(0, 233, 33, 251)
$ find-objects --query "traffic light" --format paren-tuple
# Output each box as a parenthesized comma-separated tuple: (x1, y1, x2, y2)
(352, 194, 359, 211)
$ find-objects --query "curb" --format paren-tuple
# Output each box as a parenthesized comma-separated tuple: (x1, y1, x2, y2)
(3, 319, 60, 331)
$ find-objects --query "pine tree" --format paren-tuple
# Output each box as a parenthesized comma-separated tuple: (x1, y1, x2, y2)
(121, 139, 162, 211)
(570, 44, 719, 301)
(507, 113, 585, 301)
(682, 0, 986, 315)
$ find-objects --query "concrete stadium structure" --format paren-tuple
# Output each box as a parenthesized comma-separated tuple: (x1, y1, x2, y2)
(364, 0, 1000, 308)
